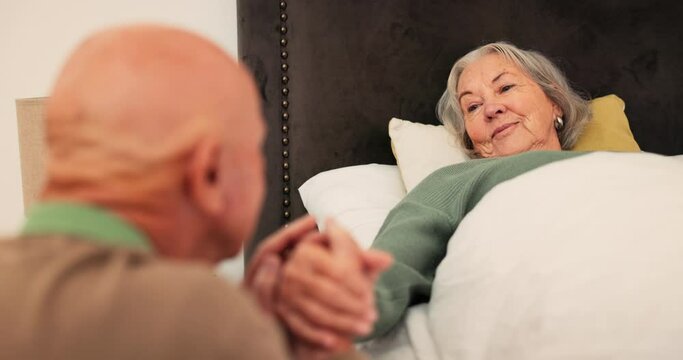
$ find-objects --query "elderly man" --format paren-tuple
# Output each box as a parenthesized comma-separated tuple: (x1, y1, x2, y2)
(0, 25, 390, 359)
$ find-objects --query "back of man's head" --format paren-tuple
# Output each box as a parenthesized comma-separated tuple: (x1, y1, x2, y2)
(42, 25, 266, 261)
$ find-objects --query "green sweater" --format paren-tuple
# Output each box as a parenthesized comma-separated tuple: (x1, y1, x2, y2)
(368, 151, 584, 339)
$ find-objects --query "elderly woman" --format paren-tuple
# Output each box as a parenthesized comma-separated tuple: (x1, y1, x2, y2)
(272, 42, 595, 352)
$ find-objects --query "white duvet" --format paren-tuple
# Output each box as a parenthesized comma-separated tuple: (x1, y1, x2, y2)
(364, 152, 683, 359)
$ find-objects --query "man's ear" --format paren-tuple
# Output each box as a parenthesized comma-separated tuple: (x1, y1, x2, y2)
(185, 138, 225, 217)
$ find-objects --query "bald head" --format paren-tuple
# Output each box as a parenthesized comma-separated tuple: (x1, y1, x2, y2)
(41, 25, 266, 260)
(44, 24, 261, 200)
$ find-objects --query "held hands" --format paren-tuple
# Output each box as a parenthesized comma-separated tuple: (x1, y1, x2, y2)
(244, 216, 322, 314)
(244, 216, 392, 358)
(277, 219, 392, 351)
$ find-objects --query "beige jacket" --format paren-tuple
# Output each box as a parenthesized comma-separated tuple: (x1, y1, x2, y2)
(0, 234, 290, 359)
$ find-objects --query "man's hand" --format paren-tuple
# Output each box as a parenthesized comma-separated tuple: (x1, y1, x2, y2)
(244, 216, 322, 314)
(276, 219, 392, 351)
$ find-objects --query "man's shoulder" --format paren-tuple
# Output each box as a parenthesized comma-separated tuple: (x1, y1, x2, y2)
(118, 257, 289, 359)
(0, 236, 289, 359)
(73, 244, 259, 326)
(120, 255, 261, 322)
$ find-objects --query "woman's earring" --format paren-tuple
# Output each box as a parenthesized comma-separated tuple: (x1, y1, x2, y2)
(554, 116, 564, 130)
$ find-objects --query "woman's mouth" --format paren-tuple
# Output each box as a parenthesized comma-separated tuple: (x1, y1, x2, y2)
(492, 122, 519, 139)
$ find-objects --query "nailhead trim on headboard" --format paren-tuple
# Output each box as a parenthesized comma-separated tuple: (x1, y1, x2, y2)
(279, 0, 291, 223)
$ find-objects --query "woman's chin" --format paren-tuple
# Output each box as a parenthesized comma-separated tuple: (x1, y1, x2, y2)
(492, 143, 532, 157)
(477, 138, 535, 158)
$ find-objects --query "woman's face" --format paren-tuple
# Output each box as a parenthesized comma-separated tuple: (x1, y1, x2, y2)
(457, 53, 562, 158)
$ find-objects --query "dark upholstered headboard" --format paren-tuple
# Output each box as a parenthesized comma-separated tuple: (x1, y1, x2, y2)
(238, 0, 683, 257)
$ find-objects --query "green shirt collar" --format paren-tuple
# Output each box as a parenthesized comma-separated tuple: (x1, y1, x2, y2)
(21, 202, 152, 251)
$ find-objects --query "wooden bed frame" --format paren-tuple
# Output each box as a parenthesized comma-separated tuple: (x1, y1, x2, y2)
(237, 0, 683, 257)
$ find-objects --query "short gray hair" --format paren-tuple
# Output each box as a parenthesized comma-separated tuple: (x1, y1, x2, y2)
(436, 42, 591, 157)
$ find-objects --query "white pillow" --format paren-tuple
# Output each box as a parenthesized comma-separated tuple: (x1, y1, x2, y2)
(389, 118, 469, 191)
(298, 164, 406, 249)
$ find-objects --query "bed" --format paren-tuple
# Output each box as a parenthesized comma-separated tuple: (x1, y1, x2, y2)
(237, 1, 683, 358)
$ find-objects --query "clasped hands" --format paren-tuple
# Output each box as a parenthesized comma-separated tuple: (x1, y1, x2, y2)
(244, 216, 392, 358)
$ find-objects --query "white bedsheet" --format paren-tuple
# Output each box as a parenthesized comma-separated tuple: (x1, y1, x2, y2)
(365, 152, 683, 359)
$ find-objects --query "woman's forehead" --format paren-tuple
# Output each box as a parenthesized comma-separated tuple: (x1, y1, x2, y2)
(458, 54, 526, 92)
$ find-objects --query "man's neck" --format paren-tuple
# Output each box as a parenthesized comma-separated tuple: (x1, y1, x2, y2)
(40, 187, 202, 261)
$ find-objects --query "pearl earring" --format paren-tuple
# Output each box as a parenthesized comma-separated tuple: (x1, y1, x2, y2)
(554, 116, 564, 130)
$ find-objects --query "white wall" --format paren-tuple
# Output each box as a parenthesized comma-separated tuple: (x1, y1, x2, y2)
(0, 0, 238, 233)
(0, 0, 243, 278)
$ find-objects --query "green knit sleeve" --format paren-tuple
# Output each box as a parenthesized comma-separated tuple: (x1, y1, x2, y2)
(367, 199, 457, 339)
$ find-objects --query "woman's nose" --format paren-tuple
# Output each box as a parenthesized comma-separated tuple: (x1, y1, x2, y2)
(484, 102, 505, 121)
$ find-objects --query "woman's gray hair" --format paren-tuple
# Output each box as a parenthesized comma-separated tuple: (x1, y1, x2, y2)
(436, 42, 591, 157)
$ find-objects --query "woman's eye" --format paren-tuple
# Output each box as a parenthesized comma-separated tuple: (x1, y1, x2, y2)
(467, 104, 479, 113)
(500, 84, 515, 92)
